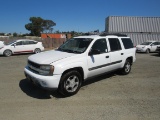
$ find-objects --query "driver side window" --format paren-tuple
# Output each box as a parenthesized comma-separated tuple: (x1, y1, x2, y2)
(91, 39, 108, 54)
(15, 41, 23, 46)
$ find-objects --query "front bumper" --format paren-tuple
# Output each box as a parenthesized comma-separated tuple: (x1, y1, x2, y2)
(0, 51, 4, 55)
(136, 48, 146, 52)
(24, 66, 61, 90)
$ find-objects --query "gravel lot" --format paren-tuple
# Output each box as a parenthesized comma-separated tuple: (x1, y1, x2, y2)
(0, 52, 160, 120)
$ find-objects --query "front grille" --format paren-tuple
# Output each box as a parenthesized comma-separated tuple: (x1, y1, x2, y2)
(28, 60, 40, 68)
(28, 60, 40, 74)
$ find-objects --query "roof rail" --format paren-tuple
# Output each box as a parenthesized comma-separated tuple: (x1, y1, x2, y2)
(99, 32, 127, 37)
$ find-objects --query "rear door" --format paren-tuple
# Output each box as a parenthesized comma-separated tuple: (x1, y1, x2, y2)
(108, 38, 123, 70)
(23, 40, 35, 53)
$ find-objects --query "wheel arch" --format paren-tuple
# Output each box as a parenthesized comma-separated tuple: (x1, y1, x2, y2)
(126, 56, 133, 65)
(61, 67, 84, 81)
(146, 48, 150, 53)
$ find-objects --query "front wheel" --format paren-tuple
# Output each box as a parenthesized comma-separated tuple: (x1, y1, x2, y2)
(58, 70, 82, 97)
(3, 50, 12, 57)
(121, 59, 131, 75)
(146, 49, 150, 54)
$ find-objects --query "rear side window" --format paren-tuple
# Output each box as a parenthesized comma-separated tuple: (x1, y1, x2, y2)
(121, 38, 133, 49)
(29, 41, 37, 44)
(108, 38, 122, 51)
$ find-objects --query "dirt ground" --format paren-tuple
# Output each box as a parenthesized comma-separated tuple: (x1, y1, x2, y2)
(0, 52, 160, 120)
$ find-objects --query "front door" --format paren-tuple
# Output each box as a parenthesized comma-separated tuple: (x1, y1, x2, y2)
(11, 41, 25, 54)
(150, 42, 160, 52)
(87, 38, 111, 78)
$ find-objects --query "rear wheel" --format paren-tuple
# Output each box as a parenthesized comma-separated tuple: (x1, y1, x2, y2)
(34, 48, 41, 54)
(58, 70, 82, 96)
(3, 50, 12, 57)
(121, 59, 131, 75)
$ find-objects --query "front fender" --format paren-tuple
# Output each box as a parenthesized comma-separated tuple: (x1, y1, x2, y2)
(53, 61, 88, 79)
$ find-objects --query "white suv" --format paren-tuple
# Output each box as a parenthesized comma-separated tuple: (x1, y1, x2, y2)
(136, 41, 160, 53)
(24, 33, 136, 96)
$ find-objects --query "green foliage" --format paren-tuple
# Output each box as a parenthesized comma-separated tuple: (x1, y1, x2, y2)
(0, 33, 5, 36)
(42, 20, 56, 33)
(25, 17, 56, 36)
(13, 32, 18, 37)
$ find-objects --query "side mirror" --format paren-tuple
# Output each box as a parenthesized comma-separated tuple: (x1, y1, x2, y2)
(89, 49, 101, 56)
(11, 44, 16, 47)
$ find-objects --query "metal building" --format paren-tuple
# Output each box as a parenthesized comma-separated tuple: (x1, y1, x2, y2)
(105, 16, 160, 45)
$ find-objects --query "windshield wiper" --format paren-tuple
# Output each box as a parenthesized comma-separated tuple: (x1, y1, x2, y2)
(57, 48, 82, 54)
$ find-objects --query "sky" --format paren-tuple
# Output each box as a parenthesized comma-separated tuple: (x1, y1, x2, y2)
(0, 0, 160, 34)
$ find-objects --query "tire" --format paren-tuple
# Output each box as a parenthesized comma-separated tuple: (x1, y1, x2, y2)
(34, 48, 41, 54)
(3, 50, 12, 57)
(58, 70, 82, 96)
(121, 59, 131, 75)
(146, 49, 150, 54)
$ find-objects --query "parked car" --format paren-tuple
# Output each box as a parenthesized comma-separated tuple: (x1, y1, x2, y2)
(136, 41, 160, 53)
(24, 33, 136, 96)
(0, 39, 44, 57)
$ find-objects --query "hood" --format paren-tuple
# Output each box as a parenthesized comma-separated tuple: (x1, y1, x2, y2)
(28, 50, 77, 64)
(136, 45, 147, 48)
(0, 41, 4, 48)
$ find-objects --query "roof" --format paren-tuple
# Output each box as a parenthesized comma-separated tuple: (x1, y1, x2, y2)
(74, 33, 129, 39)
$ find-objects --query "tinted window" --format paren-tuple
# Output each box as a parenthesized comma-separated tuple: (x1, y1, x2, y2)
(121, 38, 134, 49)
(15, 41, 23, 46)
(141, 42, 152, 45)
(29, 41, 37, 44)
(23, 41, 30, 45)
(152, 42, 160, 46)
(108, 38, 121, 51)
(91, 39, 107, 54)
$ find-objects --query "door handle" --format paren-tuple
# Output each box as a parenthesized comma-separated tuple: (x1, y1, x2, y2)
(106, 56, 109, 58)
(121, 53, 124, 55)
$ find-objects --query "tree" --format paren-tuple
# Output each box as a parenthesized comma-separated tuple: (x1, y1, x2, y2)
(25, 17, 56, 36)
(13, 32, 17, 37)
(0, 33, 5, 36)
(42, 20, 56, 33)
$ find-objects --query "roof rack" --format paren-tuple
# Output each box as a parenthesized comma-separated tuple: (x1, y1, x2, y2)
(99, 32, 127, 37)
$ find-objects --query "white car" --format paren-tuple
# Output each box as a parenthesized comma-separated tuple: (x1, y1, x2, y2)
(24, 33, 136, 96)
(0, 39, 44, 57)
(136, 41, 160, 53)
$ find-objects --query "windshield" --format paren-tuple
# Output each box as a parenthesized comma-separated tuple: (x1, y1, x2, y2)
(57, 38, 93, 53)
(140, 42, 152, 45)
(6, 40, 16, 45)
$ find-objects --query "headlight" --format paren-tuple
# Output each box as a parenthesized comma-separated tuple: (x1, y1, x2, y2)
(39, 65, 54, 76)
